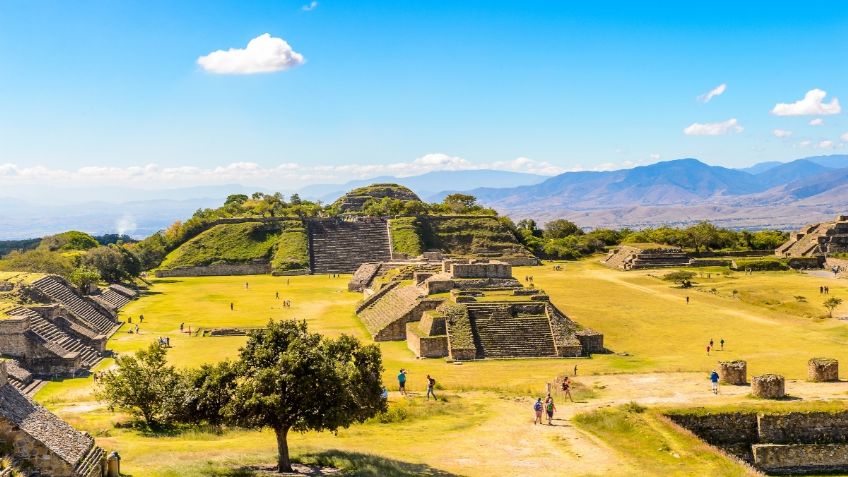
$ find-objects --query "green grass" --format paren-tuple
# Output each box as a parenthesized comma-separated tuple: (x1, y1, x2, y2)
(160, 222, 283, 270)
(388, 217, 423, 257)
(270, 224, 309, 272)
(574, 405, 757, 476)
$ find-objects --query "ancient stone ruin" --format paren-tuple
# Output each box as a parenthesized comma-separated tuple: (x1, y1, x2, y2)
(0, 361, 107, 476)
(0, 272, 134, 394)
(308, 217, 393, 274)
(602, 245, 692, 270)
(718, 360, 747, 385)
(352, 259, 603, 360)
(777, 215, 848, 257)
(670, 410, 848, 475)
(808, 358, 839, 382)
(751, 374, 786, 399)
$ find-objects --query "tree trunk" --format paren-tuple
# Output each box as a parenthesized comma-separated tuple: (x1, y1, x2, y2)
(275, 426, 292, 472)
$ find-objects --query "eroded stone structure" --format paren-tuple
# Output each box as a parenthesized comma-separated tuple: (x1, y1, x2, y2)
(670, 410, 848, 475)
(0, 362, 107, 476)
(352, 260, 603, 360)
(602, 245, 692, 270)
(752, 374, 786, 399)
(808, 358, 839, 382)
(718, 360, 747, 385)
(777, 215, 848, 257)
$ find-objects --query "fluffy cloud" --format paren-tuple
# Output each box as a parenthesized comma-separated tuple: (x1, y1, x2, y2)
(771, 89, 841, 116)
(683, 118, 743, 136)
(197, 33, 305, 75)
(697, 83, 726, 103)
(809, 118, 824, 126)
(302, 1, 318, 11)
(818, 140, 834, 149)
(842, 132, 848, 142)
(649, 153, 661, 161)
(773, 129, 793, 138)
(0, 154, 569, 189)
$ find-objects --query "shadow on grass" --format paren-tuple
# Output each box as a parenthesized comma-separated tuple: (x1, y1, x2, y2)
(214, 450, 465, 477)
(302, 450, 465, 477)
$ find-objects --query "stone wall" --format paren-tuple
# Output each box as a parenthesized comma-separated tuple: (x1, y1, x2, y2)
(666, 413, 759, 445)
(758, 412, 848, 444)
(0, 317, 30, 357)
(753, 443, 848, 475)
(155, 262, 271, 278)
(405, 323, 448, 358)
(450, 262, 512, 279)
(575, 329, 604, 354)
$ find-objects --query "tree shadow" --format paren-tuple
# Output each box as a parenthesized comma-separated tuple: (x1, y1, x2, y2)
(301, 450, 465, 477)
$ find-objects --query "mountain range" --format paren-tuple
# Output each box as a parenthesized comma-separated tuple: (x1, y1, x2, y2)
(1, 155, 846, 240)
(462, 155, 848, 229)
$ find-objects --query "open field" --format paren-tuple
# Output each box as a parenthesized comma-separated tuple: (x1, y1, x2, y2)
(32, 259, 848, 476)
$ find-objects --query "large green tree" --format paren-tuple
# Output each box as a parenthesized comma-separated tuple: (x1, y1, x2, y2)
(97, 343, 181, 427)
(226, 320, 385, 472)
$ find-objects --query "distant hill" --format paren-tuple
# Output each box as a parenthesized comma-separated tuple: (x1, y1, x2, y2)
(298, 169, 548, 203)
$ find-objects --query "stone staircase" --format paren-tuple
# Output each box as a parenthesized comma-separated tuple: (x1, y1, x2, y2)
(467, 304, 558, 358)
(777, 224, 825, 257)
(98, 289, 130, 309)
(2, 359, 43, 396)
(8, 308, 101, 368)
(74, 443, 105, 477)
(31, 276, 119, 336)
(308, 218, 392, 274)
(358, 284, 423, 337)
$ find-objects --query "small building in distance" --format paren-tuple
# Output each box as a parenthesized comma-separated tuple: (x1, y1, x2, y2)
(602, 244, 692, 270)
(776, 215, 848, 257)
(351, 259, 603, 360)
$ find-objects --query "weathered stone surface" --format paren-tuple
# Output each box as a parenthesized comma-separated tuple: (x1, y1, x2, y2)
(602, 245, 691, 270)
(752, 374, 785, 399)
(718, 360, 747, 385)
(753, 443, 848, 475)
(450, 262, 511, 279)
(808, 358, 839, 382)
(155, 262, 271, 278)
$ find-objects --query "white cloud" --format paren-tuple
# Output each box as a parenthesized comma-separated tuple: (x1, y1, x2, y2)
(842, 132, 848, 142)
(771, 89, 841, 116)
(818, 140, 834, 149)
(773, 129, 793, 138)
(649, 153, 661, 161)
(683, 118, 743, 136)
(809, 118, 824, 126)
(302, 1, 318, 11)
(197, 33, 305, 75)
(697, 83, 726, 103)
(798, 140, 812, 148)
(0, 154, 570, 189)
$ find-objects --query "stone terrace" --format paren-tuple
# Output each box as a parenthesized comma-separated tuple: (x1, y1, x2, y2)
(308, 218, 392, 274)
(9, 308, 101, 368)
(466, 304, 557, 358)
(602, 245, 692, 270)
(30, 276, 119, 336)
(777, 215, 848, 257)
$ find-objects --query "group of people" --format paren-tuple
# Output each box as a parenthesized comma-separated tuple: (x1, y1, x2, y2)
(157, 336, 171, 347)
(820, 285, 832, 294)
(396, 369, 438, 400)
(524, 275, 535, 282)
(533, 377, 575, 425)
(705, 338, 725, 355)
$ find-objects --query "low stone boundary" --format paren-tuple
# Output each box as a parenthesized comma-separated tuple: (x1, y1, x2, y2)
(155, 263, 271, 277)
(753, 443, 848, 475)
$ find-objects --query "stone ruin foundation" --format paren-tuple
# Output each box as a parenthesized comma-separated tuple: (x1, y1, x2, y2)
(808, 358, 839, 382)
(718, 360, 747, 385)
(752, 374, 785, 399)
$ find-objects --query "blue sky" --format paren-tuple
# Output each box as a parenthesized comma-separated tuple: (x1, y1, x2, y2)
(0, 1, 846, 188)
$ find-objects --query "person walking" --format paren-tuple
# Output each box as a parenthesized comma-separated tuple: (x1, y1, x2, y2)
(533, 398, 544, 425)
(686, 296, 690, 304)
(426, 375, 437, 400)
(397, 369, 407, 395)
(706, 344, 711, 356)
(180, 322, 184, 332)
(709, 338, 714, 349)
(561, 377, 574, 402)
(710, 370, 720, 394)
(720, 338, 725, 350)
(545, 394, 556, 425)
(230, 302, 234, 311)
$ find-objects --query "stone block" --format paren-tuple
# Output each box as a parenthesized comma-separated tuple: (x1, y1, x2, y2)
(718, 360, 747, 385)
(752, 374, 785, 399)
(808, 358, 839, 382)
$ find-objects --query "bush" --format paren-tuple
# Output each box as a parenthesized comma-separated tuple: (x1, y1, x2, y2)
(389, 217, 424, 257)
(731, 257, 789, 271)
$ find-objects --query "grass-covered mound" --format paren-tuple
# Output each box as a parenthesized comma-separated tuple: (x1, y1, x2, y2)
(423, 216, 526, 256)
(332, 183, 422, 214)
(388, 217, 424, 257)
(160, 220, 309, 272)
